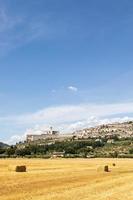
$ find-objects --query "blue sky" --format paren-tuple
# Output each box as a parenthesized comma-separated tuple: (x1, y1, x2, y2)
(1, 0, 133, 143)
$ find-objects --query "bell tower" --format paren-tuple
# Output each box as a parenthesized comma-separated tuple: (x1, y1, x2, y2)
(50, 126, 53, 135)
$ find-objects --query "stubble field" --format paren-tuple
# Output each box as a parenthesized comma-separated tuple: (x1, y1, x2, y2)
(0, 158, 133, 200)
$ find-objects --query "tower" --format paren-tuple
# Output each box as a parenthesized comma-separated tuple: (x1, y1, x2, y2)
(50, 127, 53, 135)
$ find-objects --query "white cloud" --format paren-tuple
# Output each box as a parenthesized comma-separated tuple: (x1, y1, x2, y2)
(6, 134, 25, 145)
(1, 102, 133, 125)
(68, 86, 78, 92)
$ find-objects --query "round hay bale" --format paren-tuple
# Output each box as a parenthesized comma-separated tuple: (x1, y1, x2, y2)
(104, 165, 109, 172)
(15, 166, 26, 172)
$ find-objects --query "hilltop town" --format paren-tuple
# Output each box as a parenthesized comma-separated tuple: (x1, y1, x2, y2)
(26, 121, 133, 143)
(1, 121, 133, 159)
(73, 121, 133, 140)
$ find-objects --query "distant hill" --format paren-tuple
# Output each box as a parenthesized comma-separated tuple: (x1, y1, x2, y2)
(0, 142, 9, 148)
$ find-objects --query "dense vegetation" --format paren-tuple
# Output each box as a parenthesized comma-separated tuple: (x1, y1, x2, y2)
(1, 137, 133, 158)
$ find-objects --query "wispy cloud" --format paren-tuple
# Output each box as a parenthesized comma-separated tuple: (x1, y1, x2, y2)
(7, 134, 25, 145)
(0, 7, 23, 52)
(0, 5, 56, 55)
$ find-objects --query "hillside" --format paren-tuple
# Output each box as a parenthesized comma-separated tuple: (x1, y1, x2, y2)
(0, 142, 9, 148)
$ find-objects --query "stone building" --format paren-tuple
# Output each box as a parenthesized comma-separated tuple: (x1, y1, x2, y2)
(26, 127, 59, 142)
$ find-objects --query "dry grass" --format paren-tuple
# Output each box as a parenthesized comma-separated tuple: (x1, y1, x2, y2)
(0, 158, 133, 200)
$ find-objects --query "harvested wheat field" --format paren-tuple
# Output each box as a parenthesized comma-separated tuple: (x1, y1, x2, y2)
(0, 158, 133, 200)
